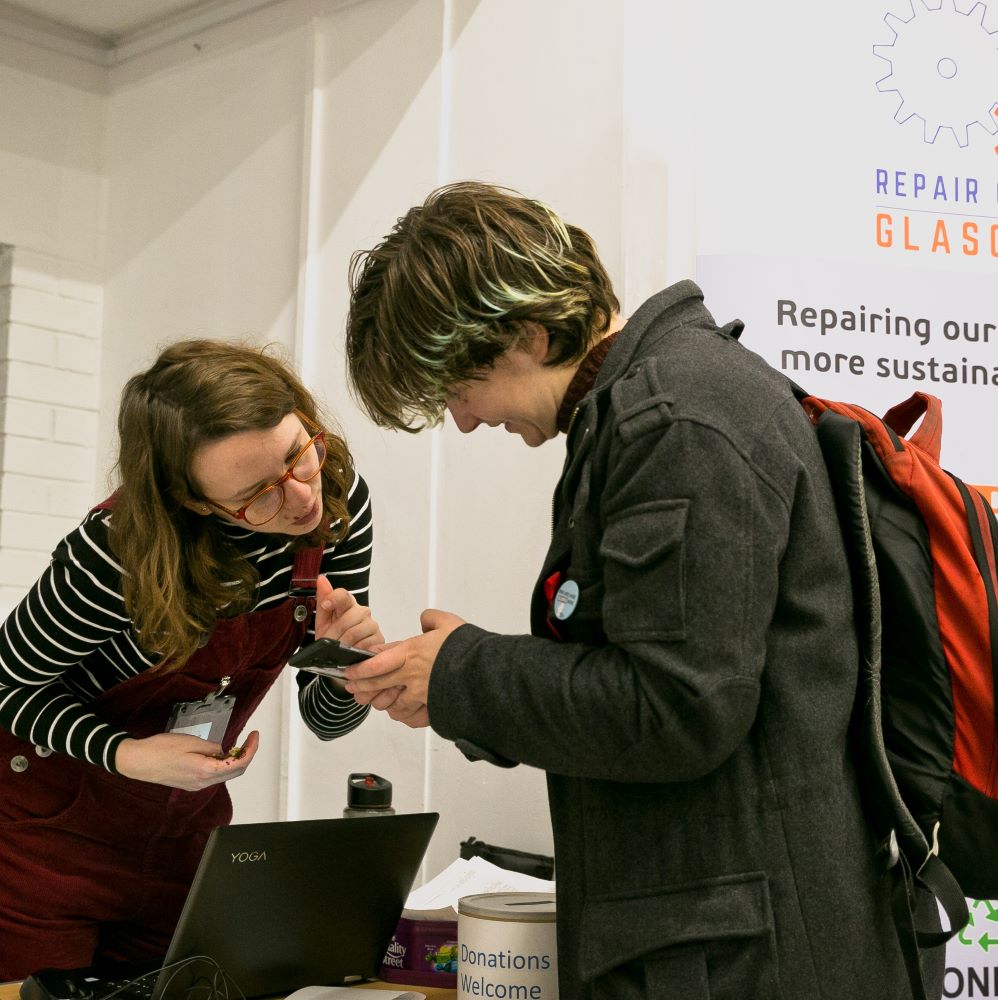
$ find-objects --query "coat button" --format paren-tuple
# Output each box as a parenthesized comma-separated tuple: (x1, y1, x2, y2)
(10, 755, 28, 773)
(293, 604, 308, 622)
(34, 746, 53, 757)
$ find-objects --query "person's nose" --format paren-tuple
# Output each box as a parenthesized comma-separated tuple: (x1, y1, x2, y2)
(446, 400, 480, 434)
(285, 476, 313, 505)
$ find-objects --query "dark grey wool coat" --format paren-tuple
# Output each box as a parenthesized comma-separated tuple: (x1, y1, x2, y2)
(429, 281, 941, 999)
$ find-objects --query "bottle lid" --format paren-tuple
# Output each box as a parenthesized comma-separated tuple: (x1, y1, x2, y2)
(347, 772, 393, 809)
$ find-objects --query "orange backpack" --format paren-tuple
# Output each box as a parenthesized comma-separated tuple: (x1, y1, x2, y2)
(800, 390, 997, 1000)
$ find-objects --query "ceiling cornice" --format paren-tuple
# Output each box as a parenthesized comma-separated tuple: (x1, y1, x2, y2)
(0, 2, 112, 63)
(0, 0, 282, 67)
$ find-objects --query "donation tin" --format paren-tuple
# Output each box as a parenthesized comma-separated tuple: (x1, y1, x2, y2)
(457, 892, 557, 1000)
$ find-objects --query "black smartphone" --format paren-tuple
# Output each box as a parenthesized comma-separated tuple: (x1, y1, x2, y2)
(287, 637, 375, 679)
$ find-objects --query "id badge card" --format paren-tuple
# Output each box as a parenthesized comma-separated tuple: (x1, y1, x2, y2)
(166, 676, 235, 742)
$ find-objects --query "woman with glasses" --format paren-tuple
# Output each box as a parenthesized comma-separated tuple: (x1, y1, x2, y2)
(0, 338, 381, 979)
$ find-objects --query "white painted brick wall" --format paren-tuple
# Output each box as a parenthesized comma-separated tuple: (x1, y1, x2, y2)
(56, 332, 99, 374)
(1, 436, 95, 481)
(0, 548, 51, 590)
(11, 251, 102, 305)
(0, 473, 50, 511)
(0, 510, 80, 553)
(2, 398, 54, 439)
(0, 584, 32, 612)
(0, 247, 103, 616)
(5, 323, 56, 365)
(54, 407, 98, 447)
(6, 285, 101, 339)
(5, 359, 99, 408)
(49, 480, 104, 517)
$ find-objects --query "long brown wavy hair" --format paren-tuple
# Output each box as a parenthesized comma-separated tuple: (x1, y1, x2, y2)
(108, 339, 354, 671)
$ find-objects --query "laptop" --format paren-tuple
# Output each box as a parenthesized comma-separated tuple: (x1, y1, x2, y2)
(21, 812, 438, 1000)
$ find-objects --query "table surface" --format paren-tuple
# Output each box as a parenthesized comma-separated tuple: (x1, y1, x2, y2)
(0, 982, 456, 1000)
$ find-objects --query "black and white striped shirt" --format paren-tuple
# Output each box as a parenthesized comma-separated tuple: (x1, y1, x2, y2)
(0, 473, 374, 773)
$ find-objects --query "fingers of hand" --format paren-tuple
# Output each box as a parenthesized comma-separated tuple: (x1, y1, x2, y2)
(208, 731, 258, 779)
(386, 701, 413, 722)
(388, 702, 429, 728)
(420, 608, 446, 633)
(383, 685, 422, 721)
(369, 686, 403, 711)
(336, 609, 383, 649)
(324, 586, 357, 620)
(343, 646, 404, 689)
(314, 576, 337, 634)
(202, 749, 251, 784)
(315, 574, 335, 604)
(318, 588, 382, 648)
(315, 582, 354, 638)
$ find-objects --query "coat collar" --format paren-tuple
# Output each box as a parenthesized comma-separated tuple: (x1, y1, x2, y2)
(596, 279, 717, 392)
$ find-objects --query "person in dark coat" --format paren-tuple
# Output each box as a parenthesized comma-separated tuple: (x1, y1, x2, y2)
(341, 181, 943, 999)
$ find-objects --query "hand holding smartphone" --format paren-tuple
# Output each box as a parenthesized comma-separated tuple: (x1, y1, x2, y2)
(287, 637, 375, 679)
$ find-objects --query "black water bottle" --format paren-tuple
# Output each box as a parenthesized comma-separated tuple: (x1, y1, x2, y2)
(343, 772, 395, 817)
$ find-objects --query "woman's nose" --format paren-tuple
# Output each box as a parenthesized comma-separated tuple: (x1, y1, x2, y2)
(285, 476, 313, 502)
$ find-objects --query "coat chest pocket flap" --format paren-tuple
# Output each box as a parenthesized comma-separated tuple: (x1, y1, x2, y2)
(599, 500, 688, 642)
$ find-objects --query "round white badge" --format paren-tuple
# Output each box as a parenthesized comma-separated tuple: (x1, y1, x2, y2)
(553, 579, 580, 620)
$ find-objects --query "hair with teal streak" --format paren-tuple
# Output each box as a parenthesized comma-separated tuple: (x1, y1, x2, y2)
(346, 181, 619, 431)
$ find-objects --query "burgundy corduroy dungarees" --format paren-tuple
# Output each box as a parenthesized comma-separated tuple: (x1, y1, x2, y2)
(0, 545, 321, 978)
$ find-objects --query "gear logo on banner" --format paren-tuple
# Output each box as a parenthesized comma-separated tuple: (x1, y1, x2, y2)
(874, 0, 998, 152)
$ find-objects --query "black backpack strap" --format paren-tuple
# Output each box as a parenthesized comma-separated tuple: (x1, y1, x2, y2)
(811, 408, 967, 1000)
(890, 852, 970, 1000)
(951, 475, 998, 740)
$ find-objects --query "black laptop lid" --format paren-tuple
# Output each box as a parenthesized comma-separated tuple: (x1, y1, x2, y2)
(156, 812, 438, 1000)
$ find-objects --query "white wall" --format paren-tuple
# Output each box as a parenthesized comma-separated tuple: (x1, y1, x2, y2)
(0, 35, 105, 615)
(0, 34, 104, 265)
(99, 13, 318, 826)
(88, 0, 660, 873)
(93, 0, 656, 872)
(0, 0, 682, 878)
(303, 0, 633, 871)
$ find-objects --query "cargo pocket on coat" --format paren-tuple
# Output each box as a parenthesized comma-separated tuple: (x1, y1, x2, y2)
(599, 500, 688, 642)
(579, 871, 782, 1000)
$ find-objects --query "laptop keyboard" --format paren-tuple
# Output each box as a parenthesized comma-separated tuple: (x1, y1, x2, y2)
(20, 966, 158, 1000)
(21, 959, 235, 1000)
(83, 971, 159, 1000)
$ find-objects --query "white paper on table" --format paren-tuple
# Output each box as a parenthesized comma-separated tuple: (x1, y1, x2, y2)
(402, 856, 556, 920)
(284, 987, 425, 1000)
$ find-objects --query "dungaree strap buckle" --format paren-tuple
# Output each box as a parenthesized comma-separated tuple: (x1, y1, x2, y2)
(290, 546, 324, 622)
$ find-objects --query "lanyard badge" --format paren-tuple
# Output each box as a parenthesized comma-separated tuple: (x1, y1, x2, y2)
(166, 675, 236, 742)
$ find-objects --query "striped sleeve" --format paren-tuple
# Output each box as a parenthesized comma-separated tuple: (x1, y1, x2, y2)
(0, 510, 134, 770)
(296, 470, 374, 740)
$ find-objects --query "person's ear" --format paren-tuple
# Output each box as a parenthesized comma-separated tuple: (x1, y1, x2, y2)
(523, 323, 553, 362)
